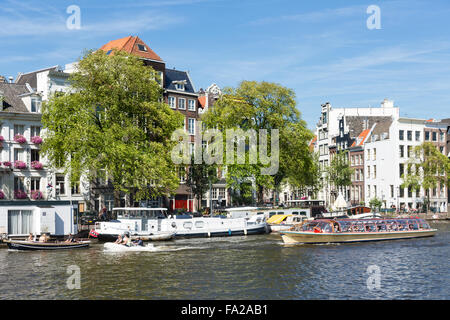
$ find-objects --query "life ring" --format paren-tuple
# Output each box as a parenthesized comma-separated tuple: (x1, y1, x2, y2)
(313, 227, 322, 233)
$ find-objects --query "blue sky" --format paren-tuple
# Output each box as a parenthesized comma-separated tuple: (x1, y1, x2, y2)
(1, 0, 449, 129)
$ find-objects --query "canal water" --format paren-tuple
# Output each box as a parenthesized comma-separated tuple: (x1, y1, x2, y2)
(0, 222, 448, 300)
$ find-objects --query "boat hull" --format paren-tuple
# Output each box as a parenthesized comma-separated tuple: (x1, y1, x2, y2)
(280, 229, 437, 244)
(4, 240, 91, 250)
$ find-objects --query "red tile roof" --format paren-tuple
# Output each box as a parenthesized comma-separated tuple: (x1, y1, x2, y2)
(99, 36, 163, 62)
(351, 129, 370, 147)
(309, 136, 317, 152)
(198, 96, 207, 109)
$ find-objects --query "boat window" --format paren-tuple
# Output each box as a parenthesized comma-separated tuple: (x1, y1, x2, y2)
(269, 212, 276, 217)
(292, 212, 299, 215)
(300, 211, 307, 216)
(183, 222, 193, 230)
(195, 221, 204, 228)
(277, 211, 284, 215)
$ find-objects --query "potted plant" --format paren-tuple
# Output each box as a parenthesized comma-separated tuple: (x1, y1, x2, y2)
(3, 161, 12, 167)
(14, 134, 27, 144)
(14, 160, 27, 169)
(0, 136, 4, 148)
(31, 136, 43, 144)
(0, 190, 4, 199)
(31, 161, 43, 170)
(31, 190, 43, 200)
(14, 190, 27, 199)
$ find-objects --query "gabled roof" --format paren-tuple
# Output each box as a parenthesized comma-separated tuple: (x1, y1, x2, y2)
(16, 66, 59, 90)
(0, 82, 31, 113)
(164, 68, 196, 94)
(99, 36, 163, 62)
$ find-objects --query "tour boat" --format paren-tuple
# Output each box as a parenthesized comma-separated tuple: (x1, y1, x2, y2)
(4, 239, 91, 250)
(94, 207, 268, 242)
(279, 217, 437, 244)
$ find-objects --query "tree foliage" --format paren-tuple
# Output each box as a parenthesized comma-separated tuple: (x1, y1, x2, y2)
(325, 150, 354, 190)
(41, 50, 184, 204)
(186, 154, 218, 211)
(201, 80, 314, 204)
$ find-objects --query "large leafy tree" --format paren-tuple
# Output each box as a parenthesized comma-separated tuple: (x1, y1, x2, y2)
(41, 49, 184, 205)
(186, 154, 218, 211)
(325, 150, 354, 198)
(201, 80, 314, 204)
(402, 142, 450, 212)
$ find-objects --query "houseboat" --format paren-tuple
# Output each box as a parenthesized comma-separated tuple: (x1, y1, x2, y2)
(93, 207, 268, 241)
(266, 214, 309, 232)
(279, 217, 437, 244)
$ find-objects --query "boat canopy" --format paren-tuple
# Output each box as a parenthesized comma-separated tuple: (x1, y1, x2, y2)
(295, 217, 431, 233)
(267, 214, 291, 224)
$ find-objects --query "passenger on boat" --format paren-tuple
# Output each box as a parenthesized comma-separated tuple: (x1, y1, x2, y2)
(65, 234, 75, 243)
(122, 233, 131, 246)
(133, 237, 144, 246)
(39, 233, 50, 243)
(27, 233, 34, 242)
(114, 235, 123, 244)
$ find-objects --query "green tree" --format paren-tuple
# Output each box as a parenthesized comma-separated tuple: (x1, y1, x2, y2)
(402, 142, 450, 212)
(369, 197, 383, 212)
(41, 49, 184, 206)
(186, 154, 218, 211)
(325, 150, 354, 197)
(201, 80, 314, 205)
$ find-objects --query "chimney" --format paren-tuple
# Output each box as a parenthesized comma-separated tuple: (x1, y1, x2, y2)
(381, 99, 393, 108)
(8, 76, 13, 83)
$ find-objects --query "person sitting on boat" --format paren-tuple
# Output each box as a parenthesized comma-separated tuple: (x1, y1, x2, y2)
(27, 233, 34, 242)
(114, 235, 123, 244)
(122, 233, 132, 246)
(65, 234, 75, 243)
(133, 237, 144, 246)
(39, 233, 49, 243)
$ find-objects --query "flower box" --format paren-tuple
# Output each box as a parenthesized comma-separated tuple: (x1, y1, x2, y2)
(0, 136, 4, 149)
(14, 134, 27, 144)
(14, 190, 27, 199)
(3, 161, 12, 167)
(31, 190, 43, 200)
(31, 161, 43, 170)
(31, 136, 43, 144)
(0, 190, 4, 200)
(14, 160, 27, 169)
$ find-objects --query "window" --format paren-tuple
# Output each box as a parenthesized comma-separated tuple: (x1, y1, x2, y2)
(195, 221, 204, 228)
(137, 44, 147, 52)
(30, 126, 41, 137)
(367, 149, 370, 160)
(31, 149, 40, 162)
(408, 187, 412, 198)
(367, 166, 370, 178)
(432, 132, 437, 141)
(14, 176, 25, 192)
(175, 83, 185, 91)
(211, 188, 217, 199)
(399, 130, 404, 141)
(71, 181, 80, 195)
(178, 98, 186, 110)
(8, 210, 33, 235)
(399, 145, 404, 158)
(390, 185, 394, 198)
(56, 175, 66, 195)
(31, 98, 41, 112)
(178, 167, 186, 183)
(168, 96, 176, 109)
(188, 118, 195, 135)
(373, 165, 376, 179)
(31, 177, 40, 191)
(400, 187, 404, 198)
(407, 146, 412, 158)
(188, 99, 196, 111)
(425, 131, 430, 141)
(219, 188, 226, 199)
(439, 131, 444, 142)
(415, 131, 420, 141)
(399, 164, 404, 178)
(183, 222, 193, 230)
(407, 130, 412, 141)
(14, 149, 25, 162)
(373, 149, 376, 161)
(14, 124, 25, 136)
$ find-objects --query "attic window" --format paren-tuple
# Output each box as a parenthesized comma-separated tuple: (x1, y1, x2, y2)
(175, 83, 185, 91)
(137, 44, 147, 52)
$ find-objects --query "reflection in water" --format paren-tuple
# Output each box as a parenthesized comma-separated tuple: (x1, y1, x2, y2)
(0, 222, 448, 300)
